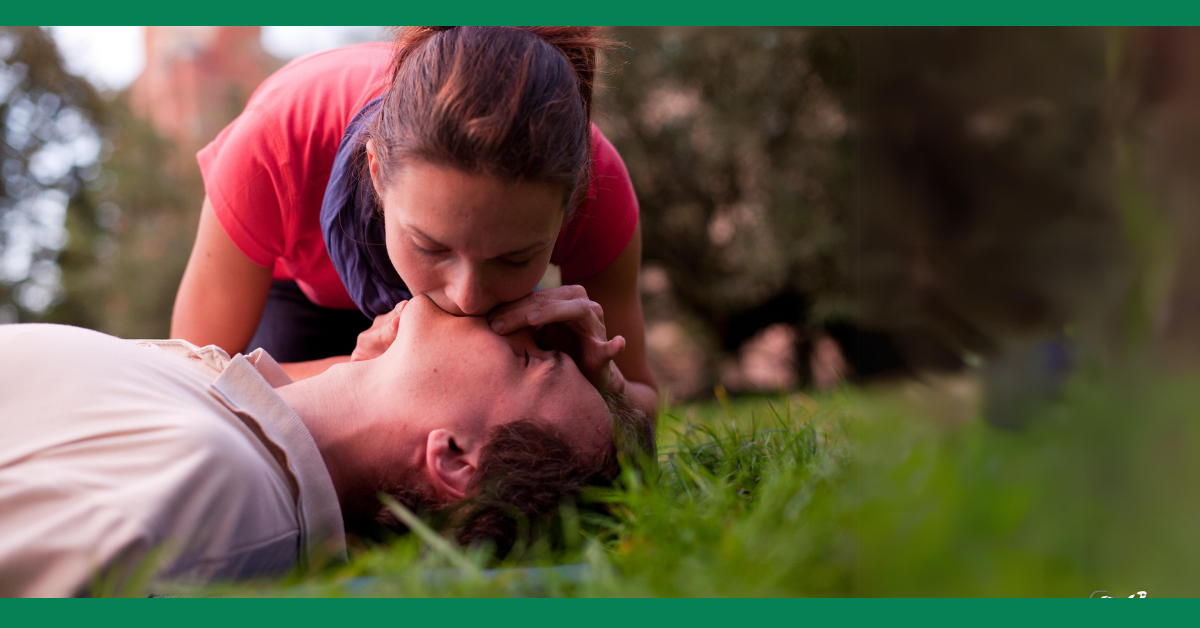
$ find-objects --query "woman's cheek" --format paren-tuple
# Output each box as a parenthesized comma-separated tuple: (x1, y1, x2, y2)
(500, 263, 550, 302)
(390, 246, 437, 295)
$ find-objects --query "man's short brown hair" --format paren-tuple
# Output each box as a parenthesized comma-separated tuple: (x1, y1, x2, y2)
(377, 391, 655, 556)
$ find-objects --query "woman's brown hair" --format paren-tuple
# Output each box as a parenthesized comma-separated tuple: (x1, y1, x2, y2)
(365, 26, 612, 215)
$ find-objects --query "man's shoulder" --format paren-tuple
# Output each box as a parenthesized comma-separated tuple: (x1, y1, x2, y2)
(0, 322, 125, 349)
(0, 325, 306, 592)
(129, 339, 231, 379)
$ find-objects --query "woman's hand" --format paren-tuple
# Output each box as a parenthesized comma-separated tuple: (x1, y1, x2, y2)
(350, 300, 408, 362)
(488, 285, 629, 394)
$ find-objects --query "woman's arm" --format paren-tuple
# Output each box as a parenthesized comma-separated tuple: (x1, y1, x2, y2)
(174, 199, 356, 381)
(577, 222, 659, 416)
(172, 197, 274, 354)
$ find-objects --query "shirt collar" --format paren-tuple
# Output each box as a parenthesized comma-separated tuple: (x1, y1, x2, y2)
(208, 352, 347, 566)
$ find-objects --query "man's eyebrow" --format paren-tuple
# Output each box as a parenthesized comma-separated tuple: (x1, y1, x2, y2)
(539, 350, 565, 382)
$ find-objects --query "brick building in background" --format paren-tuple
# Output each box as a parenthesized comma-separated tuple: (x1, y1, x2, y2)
(129, 26, 279, 150)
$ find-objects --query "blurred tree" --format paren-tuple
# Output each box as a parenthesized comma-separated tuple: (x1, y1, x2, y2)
(48, 97, 204, 339)
(597, 27, 856, 392)
(0, 26, 106, 324)
(856, 27, 1126, 361)
(54, 27, 266, 339)
(600, 27, 1136, 402)
(1127, 26, 1200, 368)
(0, 27, 206, 338)
(853, 28, 1131, 428)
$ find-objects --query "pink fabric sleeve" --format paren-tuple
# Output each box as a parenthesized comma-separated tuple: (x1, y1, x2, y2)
(195, 107, 293, 269)
(553, 128, 641, 283)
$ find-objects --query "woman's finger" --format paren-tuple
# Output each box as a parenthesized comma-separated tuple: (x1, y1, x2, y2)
(575, 337, 627, 392)
(488, 284, 586, 318)
(488, 285, 590, 333)
(526, 298, 608, 340)
(350, 300, 407, 361)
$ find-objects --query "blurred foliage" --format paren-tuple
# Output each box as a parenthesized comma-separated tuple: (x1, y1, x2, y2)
(597, 27, 854, 357)
(597, 28, 1157, 394)
(0, 27, 206, 338)
(856, 27, 1127, 363)
(0, 26, 106, 323)
(49, 98, 203, 338)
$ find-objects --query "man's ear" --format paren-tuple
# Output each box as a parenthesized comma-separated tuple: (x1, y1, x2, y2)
(425, 428, 480, 500)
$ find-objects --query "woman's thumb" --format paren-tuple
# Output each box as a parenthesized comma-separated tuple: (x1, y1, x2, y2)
(608, 335, 627, 359)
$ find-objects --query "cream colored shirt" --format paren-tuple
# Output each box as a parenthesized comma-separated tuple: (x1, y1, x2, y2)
(0, 324, 346, 597)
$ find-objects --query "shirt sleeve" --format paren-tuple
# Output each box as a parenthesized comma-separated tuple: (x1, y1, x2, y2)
(196, 107, 294, 268)
(553, 127, 641, 283)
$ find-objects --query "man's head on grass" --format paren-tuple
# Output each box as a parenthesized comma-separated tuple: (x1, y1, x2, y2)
(277, 295, 655, 554)
(383, 388, 653, 555)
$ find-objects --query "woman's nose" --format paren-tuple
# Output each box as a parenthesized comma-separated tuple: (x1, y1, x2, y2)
(447, 267, 491, 315)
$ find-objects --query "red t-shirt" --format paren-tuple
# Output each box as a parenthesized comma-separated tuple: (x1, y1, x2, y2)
(198, 42, 639, 310)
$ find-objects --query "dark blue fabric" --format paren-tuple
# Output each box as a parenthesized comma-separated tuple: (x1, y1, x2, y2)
(246, 281, 372, 362)
(320, 97, 412, 319)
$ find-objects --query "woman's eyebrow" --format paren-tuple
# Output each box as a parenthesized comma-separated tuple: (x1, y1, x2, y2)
(499, 238, 553, 257)
(407, 224, 551, 256)
(406, 225, 449, 248)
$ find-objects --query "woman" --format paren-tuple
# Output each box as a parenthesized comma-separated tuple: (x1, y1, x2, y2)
(171, 26, 658, 415)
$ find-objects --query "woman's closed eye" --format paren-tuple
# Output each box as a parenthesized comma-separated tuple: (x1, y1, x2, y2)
(500, 255, 534, 268)
(409, 232, 449, 256)
(414, 243, 449, 257)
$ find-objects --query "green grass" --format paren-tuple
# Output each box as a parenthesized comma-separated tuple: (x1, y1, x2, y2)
(191, 369, 1200, 597)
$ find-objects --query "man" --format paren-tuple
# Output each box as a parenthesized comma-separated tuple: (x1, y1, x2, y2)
(0, 295, 653, 597)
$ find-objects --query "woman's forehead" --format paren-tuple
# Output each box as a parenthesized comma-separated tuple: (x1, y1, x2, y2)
(387, 167, 564, 237)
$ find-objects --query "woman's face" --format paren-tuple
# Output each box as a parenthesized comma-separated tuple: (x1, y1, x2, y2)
(373, 158, 565, 316)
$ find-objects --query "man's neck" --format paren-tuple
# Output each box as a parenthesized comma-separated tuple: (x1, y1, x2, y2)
(274, 361, 419, 529)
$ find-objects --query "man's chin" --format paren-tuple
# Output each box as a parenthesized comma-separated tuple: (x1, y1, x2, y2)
(410, 293, 462, 317)
(394, 299, 410, 321)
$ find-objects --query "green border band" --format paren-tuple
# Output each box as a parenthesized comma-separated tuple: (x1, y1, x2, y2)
(0, 598, 1190, 625)
(11, 1, 1200, 26)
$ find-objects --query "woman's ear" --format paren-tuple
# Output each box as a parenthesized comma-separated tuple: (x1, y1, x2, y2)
(424, 428, 480, 500)
(365, 139, 384, 199)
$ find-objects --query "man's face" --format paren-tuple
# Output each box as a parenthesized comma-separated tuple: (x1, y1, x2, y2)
(380, 295, 611, 454)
